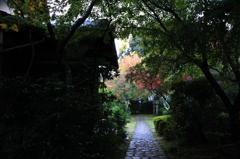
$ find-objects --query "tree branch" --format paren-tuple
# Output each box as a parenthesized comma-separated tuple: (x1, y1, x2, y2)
(148, 0, 182, 22)
(55, 1, 96, 85)
(141, 0, 168, 32)
(56, 1, 96, 56)
(208, 65, 223, 76)
(200, 61, 233, 108)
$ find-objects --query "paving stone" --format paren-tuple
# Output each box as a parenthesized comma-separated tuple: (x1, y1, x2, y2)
(126, 151, 134, 156)
(125, 116, 166, 159)
(132, 157, 141, 159)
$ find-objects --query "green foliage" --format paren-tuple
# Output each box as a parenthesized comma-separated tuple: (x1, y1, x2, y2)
(153, 115, 170, 135)
(170, 77, 228, 144)
(156, 120, 168, 135)
(0, 76, 127, 159)
(153, 115, 170, 126)
(115, 2, 240, 140)
(109, 102, 130, 139)
(120, 37, 144, 58)
(111, 102, 130, 127)
(163, 122, 180, 141)
(158, 107, 169, 115)
(153, 115, 180, 141)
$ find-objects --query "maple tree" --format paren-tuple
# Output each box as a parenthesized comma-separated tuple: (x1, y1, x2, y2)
(126, 63, 163, 90)
(125, 62, 168, 108)
(121, 38, 164, 96)
(106, 53, 148, 101)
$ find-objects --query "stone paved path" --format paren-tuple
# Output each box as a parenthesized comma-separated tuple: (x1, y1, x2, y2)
(125, 116, 167, 159)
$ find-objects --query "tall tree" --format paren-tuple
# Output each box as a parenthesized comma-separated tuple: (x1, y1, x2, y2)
(115, 0, 240, 141)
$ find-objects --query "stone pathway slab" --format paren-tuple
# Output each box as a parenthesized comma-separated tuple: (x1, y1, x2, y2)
(125, 116, 166, 159)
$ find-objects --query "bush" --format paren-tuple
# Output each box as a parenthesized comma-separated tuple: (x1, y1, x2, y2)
(163, 122, 181, 141)
(170, 77, 226, 144)
(158, 107, 170, 115)
(153, 115, 170, 125)
(153, 115, 181, 141)
(109, 102, 130, 139)
(153, 115, 171, 135)
(0, 77, 127, 159)
(157, 120, 169, 135)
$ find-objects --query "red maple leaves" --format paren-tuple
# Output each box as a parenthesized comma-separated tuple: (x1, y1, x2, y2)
(126, 65, 163, 90)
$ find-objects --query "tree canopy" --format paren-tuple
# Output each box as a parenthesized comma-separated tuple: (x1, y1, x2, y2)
(1, 0, 122, 84)
(2, 0, 240, 143)
(112, 0, 240, 141)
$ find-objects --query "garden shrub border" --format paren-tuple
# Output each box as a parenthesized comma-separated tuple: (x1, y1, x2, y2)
(153, 115, 171, 135)
(0, 77, 129, 159)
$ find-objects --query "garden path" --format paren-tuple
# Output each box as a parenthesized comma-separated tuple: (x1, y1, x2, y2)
(125, 116, 167, 159)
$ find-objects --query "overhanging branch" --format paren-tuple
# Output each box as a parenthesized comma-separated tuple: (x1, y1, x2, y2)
(56, 1, 96, 55)
(142, 0, 168, 32)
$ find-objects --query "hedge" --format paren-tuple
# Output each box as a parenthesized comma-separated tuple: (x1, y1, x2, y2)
(153, 115, 171, 135)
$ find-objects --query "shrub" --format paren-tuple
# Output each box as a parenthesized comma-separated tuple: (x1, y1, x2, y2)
(158, 107, 169, 115)
(0, 77, 127, 159)
(163, 122, 181, 141)
(153, 115, 171, 135)
(157, 120, 169, 135)
(170, 77, 226, 144)
(109, 102, 130, 140)
(162, 110, 169, 115)
(153, 115, 170, 125)
(153, 115, 181, 140)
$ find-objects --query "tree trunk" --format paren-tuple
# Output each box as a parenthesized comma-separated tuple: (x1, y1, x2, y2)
(54, 1, 96, 85)
(200, 61, 240, 142)
(56, 51, 72, 85)
(24, 29, 35, 83)
(230, 88, 240, 142)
